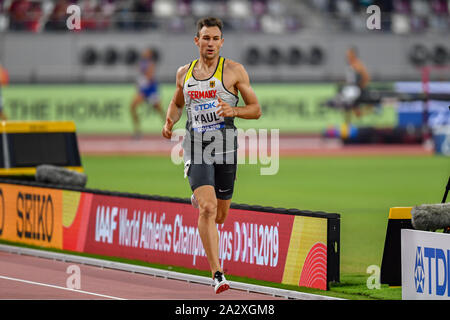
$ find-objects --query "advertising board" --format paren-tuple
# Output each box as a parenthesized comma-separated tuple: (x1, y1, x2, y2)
(401, 229, 450, 300)
(0, 180, 340, 290)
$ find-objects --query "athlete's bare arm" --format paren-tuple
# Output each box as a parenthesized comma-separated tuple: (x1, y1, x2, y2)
(352, 60, 370, 88)
(217, 60, 261, 119)
(359, 63, 370, 88)
(162, 64, 188, 139)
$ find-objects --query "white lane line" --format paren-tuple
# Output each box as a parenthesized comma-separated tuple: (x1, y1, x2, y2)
(0, 275, 126, 300)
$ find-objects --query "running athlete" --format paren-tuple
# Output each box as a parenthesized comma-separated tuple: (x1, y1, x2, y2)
(0, 62, 8, 121)
(130, 48, 165, 138)
(343, 47, 371, 124)
(162, 17, 261, 294)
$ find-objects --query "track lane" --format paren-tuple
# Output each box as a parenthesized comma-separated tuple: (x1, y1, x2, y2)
(76, 134, 433, 156)
(0, 251, 284, 300)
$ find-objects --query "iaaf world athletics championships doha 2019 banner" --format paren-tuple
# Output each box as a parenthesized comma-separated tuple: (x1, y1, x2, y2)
(0, 181, 340, 290)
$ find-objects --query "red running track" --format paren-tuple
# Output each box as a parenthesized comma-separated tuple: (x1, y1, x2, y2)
(0, 251, 284, 300)
(76, 134, 434, 157)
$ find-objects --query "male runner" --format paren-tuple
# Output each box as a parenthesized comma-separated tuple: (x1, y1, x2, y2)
(130, 48, 164, 138)
(162, 17, 261, 294)
(0, 62, 9, 120)
(343, 47, 371, 123)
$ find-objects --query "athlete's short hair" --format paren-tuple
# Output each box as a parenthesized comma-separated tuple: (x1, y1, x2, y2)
(196, 17, 223, 38)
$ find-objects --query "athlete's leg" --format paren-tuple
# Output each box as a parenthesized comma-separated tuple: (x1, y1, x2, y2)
(216, 199, 231, 224)
(0, 92, 5, 120)
(214, 161, 237, 224)
(188, 155, 231, 293)
(194, 185, 222, 276)
(130, 93, 145, 135)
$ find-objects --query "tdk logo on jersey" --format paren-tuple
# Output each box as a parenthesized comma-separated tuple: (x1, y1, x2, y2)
(414, 246, 450, 297)
(188, 90, 217, 100)
(194, 101, 217, 112)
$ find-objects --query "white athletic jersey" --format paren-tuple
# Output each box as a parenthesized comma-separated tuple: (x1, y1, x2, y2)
(182, 56, 239, 154)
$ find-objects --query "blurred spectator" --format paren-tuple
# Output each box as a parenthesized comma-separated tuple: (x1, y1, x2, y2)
(251, 0, 267, 17)
(0, 61, 8, 120)
(26, 1, 43, 32)
(260, 14, 284, 34)
(243, 16, 261, 32)
(45, 0, 70, 31)
(228, 0, 250, 18)
(98, 0, 116, 30)
(8, 0, 31, 30)
(79, 0, 115, 31)
(133, 0, 155, 30)
(191, 0, 213, 17)
(373, 0, 394, 13)
(391, 12, 411, 34)
(0, 0, 448, 34)
(393, 0, 411, 14)
(115, 0, 135, 30)
(177, 0, 192, 17)
(8, 0, 43, 32)
(153, 0, 176, 18)
(431, 0, 449, 15)
(266, 0, 284, 16)
(411, 0, 430, 17)
(79, 0, 100, 30)
(285, 15, 302, 32)
(429, 0, 449, 31)
(311, 0, 329, 12)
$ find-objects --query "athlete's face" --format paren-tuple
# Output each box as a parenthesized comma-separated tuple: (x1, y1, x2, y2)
(195, 26, 224, 60)
(142, 49, 152, 60)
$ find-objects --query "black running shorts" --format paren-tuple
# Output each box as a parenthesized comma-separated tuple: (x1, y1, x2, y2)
(186, 151, 237, 200)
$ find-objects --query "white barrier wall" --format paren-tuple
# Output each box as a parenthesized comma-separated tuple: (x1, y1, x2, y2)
(1, 32, 449, 83)
(401, 229, 450, 300)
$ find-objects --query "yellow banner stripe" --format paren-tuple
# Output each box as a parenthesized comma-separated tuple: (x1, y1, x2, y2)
(0, 121, 76, 133)
(282, 216, 327, 286)
(62, 190, 82, 228)
(0, 166, 84, 176)
(388, 207, 412, 219)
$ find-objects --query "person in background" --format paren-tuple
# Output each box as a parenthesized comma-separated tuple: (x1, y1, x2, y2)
(130, 48, 164, 139)
(343, 47, 371, 124)
(0, 62, 9, 121)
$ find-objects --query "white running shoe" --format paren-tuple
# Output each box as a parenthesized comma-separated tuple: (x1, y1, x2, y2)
(191, 194, 199, 209)
(213, 271, 230, 294)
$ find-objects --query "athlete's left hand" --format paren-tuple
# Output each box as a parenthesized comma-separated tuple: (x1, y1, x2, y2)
(216, 97, 237, 117)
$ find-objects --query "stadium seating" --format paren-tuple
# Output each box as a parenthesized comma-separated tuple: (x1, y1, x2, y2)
(1, 0, 447, 34)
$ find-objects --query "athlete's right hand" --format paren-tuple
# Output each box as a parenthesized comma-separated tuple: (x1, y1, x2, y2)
(162, 118, 174, 139)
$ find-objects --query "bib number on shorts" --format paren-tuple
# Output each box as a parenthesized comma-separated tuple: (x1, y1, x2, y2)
(191, 100, 225, 133)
